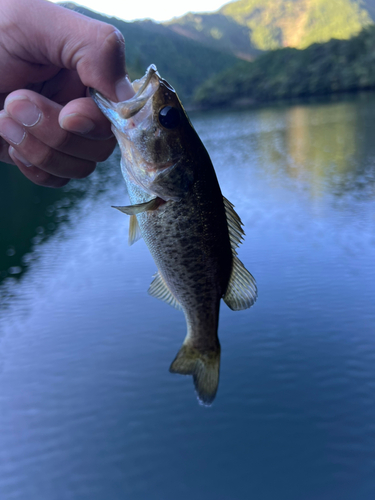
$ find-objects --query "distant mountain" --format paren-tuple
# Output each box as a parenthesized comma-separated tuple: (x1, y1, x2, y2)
(166, 0, 375, 57)
(59, 2, 375, 110)
(222, 0, 373, 50)
(59, 3, 241, 101)
(193, 25, 375, 107)
(165, 12, 260, 60)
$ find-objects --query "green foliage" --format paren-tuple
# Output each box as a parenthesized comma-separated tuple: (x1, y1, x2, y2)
(194, 25, 375, 107)
(162, 0, 375, 60)
(300, 0, 372, 48)
(165, 12, 260, 59)
(221, 0, 373, 50)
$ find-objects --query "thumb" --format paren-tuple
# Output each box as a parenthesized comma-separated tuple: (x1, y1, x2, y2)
(61, 20, 135, 101)
(14, 0, 134, 101)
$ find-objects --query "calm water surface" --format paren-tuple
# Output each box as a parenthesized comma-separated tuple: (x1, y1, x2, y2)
(0, 94, 375, 500)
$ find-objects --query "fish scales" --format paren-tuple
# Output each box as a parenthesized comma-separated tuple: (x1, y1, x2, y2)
(126, 165, 232, 350)
(91, 65, 257, 405)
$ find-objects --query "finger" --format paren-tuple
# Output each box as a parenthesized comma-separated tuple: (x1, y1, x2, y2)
(4, 90, 116, 162)
(10, 0, 134, 101)
(0, 113, 96, 179)
(59, 97, 113, 139)
(9, 146, 70, 188)
(60, 22, 135, 101)
(37, 69, 87, 104)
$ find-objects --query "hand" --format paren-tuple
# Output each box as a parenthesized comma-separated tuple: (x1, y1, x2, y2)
(0, 0, 134, 187)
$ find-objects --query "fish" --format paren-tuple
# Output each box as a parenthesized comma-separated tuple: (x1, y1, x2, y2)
(90, 65, 257, 405)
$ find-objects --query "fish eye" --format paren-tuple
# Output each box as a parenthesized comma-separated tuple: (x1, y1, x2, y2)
(158, 106, 180, 129)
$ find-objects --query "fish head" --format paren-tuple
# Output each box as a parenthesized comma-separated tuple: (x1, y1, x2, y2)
(90, 65, 203, 201)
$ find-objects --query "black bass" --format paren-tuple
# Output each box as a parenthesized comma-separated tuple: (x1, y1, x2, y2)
(91, 65, 257, 405)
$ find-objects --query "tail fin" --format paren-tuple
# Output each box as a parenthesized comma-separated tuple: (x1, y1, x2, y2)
(169, 342, 220, 406)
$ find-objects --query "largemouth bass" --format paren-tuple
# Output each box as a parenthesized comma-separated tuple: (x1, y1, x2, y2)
(91, 65, 257, 405)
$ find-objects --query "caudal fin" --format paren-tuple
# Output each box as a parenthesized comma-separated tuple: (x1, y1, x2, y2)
(169, 342, 220, 406)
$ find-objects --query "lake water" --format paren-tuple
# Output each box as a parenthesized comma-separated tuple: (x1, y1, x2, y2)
(0, 94, 375, 500)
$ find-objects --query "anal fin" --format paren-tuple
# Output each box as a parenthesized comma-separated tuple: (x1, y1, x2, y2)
(222, 195, 257, 310)
(148, 271, 182, 310)
(223, 255, 257, 311)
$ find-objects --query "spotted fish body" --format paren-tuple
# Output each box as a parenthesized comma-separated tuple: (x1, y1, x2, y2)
(91, 66, 257, 405)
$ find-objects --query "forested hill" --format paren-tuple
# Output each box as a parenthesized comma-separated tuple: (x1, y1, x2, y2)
(193, 25, 375, 108)
(60, 2, 375, 109)
(167, 0, 375, 59)
(59, 3, 240, 101)
(165, 12, 260, 61)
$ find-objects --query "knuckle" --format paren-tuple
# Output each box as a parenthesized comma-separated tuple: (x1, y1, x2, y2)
(99, 25, 125, 48)
(55, 129, 71, 151)
(36, 146, 55, 170)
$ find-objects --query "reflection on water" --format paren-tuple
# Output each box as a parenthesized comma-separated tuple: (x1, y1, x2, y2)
(259, 100, 375, 200)
(0, 94, 375, 500)
(0, 149, 122, 303)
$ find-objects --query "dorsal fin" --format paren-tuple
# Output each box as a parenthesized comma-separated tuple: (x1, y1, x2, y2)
(148, 271, 182, 310)
(222, 196, 258, 310)
(128, 215, 142, 246)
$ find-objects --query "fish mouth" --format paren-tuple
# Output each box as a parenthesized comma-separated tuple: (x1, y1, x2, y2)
(90, 65, 182, 200)
(89, 65, 161, 129)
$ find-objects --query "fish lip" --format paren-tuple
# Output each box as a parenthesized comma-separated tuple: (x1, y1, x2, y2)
(89, 87, 112, 113)
(135, 64, 158, 96)
(89, 64, 161, 123)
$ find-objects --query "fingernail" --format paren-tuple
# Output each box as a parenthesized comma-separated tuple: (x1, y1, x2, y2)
(0, 115, 26, 145)
(115, 76, 135, 101)
(5, 97, 41, 127)
(9, 147, 33, 167)
(60, 114, 95, 134)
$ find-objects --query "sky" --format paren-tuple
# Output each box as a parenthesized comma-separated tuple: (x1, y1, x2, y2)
(52, 0, 231, 22)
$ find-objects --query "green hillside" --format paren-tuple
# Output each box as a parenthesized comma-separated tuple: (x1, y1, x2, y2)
(165, 12, 260, 60)
(222, 0, 372, 50)
(59, 2, 375, 110)
(166, 0, 374, 58)
(194, 25, 375, 107)
(60, 3, 240, 101)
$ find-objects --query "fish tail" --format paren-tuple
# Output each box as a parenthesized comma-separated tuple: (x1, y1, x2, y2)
(169, 340, 220, 406)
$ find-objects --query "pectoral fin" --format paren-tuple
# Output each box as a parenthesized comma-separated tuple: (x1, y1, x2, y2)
(112, 197, 164, 215)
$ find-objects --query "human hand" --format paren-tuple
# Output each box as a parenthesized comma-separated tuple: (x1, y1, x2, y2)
(0, 0, 134, 187)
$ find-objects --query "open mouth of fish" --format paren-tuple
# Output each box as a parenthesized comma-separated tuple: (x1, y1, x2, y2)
(90, 65, 163, 133)
(90, 65, 183, 197)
